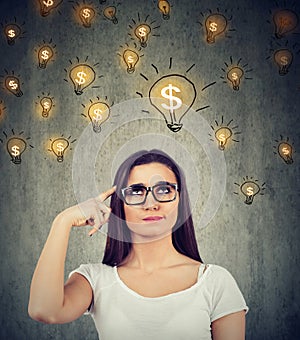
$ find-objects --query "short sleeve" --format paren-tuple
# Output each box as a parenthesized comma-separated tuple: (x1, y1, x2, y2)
(210, 265, 249, 322)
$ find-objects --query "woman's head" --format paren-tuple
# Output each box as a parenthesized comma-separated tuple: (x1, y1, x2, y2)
(102, 149, 202, 266)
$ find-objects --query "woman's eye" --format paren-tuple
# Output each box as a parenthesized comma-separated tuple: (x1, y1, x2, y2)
(129, 187, 144, 195)
(157, 186, 171, 194)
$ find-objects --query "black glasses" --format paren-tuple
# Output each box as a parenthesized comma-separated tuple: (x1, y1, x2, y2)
(121, 182, 178, 205)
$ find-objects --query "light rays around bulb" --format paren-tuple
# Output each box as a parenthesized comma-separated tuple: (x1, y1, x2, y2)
(234, 176, 266, 205)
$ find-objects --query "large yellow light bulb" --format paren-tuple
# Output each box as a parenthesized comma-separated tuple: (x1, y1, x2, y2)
(4, 76, 23, 97)
(40, 97, 53, 117)
(79, 7, 96, 28)
(205, 14, 227, 44)
(274, 49, 293, 75)
(278, 142, 293, 164)
(51, 138, 69, 162)
(69, 64, 96, 95)
(134, 24, 151, 48)
(88, 102, 110, 133)
(4, 24, 21, 45)
(123, 49, 139, 74)
(7, 137, 27, 164)
(215, 127, 232, 150)
(227, 67, 244, 91)
(38, 45, 54, 69)
(240, 181, 260, 205)
(273, 9, 299, 39)
(158, 0, 171, 20)
(38, 0, 63, 17)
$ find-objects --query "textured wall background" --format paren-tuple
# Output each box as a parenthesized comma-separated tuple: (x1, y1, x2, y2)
(0, 0, 299, 339)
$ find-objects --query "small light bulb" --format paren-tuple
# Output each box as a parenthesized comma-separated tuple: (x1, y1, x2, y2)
(51, 138, 69, 162)
(79, 7, 96, 28)
(215, 127, 232, 150)
(273, 9, 299, 39)
(38, 0, 63, 17)
(227, 67, 244, 91)
(274, 49, 293, 76)
(69, 64, 96, 95)
(123, 49, 139, 74)
(88, 102, 110, 133)
(6, 137, 27, 164)
(205, 14, 227, 44)
(134, 24, 151, 48)
(158, 0, 171, 20)
(240, 181, 260, 205)
(103, 6, 118, 24)
(278, 142, 293, 164)
(38, 45, 54, 69)
(4, 76, 23, 97)
(4, 24, 21, 45)
(40, 97, 53, 117)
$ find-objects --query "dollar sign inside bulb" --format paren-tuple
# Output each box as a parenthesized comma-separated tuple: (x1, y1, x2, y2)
(38, 45, 54, 69)
(149, 74, 196, 132)
(4, 76, 23, 97)
(38, 0, 63, 17)
(40, 97, 53, 117)
(227, 67, 244, 91)
(205, 14, 227, 44)
(134, 24, 151, 48)
(278, 142, 293, 164)
(158, 0, 171, 20)
(79, 7, 96, 28)
(240, 181, 260, 205)
(123, 49, 139, 74)
(51, 138, 69, 162)
(88, 102, 110, 133)
(7, 137, 27, 164)
(69, 64, 96, 95)
(4, 24, 21, 45)
(215, 127, 232, 150)
(273, 9, 299, 39)
(274, 49, 293, 76)
(103, 6, 118, 24)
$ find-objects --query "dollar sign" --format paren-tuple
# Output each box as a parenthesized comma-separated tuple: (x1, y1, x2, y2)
(93, 109, 103, 121)
(280, 56, 288, 66)
(43, 0, 54, 6)
(44, 101, 50, 109)
(57, 142, 64, 153)
(11, 145, 20, 157)
(128, 55, 134, 63)
(219, 133, 226, 142)
(161, 84, 182, 113)
(282, 147, 289, 155)
(139, 27, 147, 37)
(209, 22, 218, 32)
(82, 8, 91, 18)
(231, 72, 238, 80)
(8, 29, 15, 38)
(246, 187, 254, 196)
(41, 50, 49, 60)
(75, 71, 87, 85)
(9, 80, 18, 90)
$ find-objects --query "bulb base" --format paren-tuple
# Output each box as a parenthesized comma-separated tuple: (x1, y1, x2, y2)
(167, 123, 183, 133)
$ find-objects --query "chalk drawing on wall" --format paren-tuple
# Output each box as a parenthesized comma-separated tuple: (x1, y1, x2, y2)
(234, 177, 266, 205)
(1, 18, 26, 46)
(48, 135, 76, 162)
(103, 5, 118, 24)
(71, 1, 97, 28)
(118, 43, 144, 74)
(35, 39, 57, 69)
(38, 0, 63, 17)
(209, 116, 241, 151)
(157, 0, 171, 20)
(269, 7, 299, 39)
(36, 93, 55, 118)
(273, 136, 294, 164)
(1, 70, 23, 97)
(220, 57, 253, 91)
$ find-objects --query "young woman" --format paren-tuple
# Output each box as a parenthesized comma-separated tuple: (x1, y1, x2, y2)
(28, 149, 248, 339)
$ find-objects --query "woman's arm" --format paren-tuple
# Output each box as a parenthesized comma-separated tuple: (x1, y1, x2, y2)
(211, 310, 246, 340)
(28, 187, 115, 324)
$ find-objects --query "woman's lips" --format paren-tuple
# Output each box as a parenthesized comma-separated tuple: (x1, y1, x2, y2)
(142, 216, 164, 222)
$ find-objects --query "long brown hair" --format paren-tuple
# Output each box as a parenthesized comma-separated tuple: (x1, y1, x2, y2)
(102, 149, 202, 266)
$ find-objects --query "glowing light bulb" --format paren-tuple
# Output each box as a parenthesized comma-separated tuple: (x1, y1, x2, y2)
(69, 64, 96, 95)
(103, 6, 118, 24)
(240, 181, 260, 205)
(51, 138, 69, 162)
(215, 127, 232, 150)
(149, 74, 196, 132)
(38, 45, 54, 69)
(40, 97, 53, 117)
(5, 76, 23, 97)
(158, 0, 171, 20)
(278, 142, 293, 164)
(7, 137, 27, 164)
(38, 0, 63, 17)
(205, 14, 227, 44)
(135, 24, 151, 48)
(227, 67, 244, 91)
(88, 102, 110, 133)
(273, 9, 299, 39)
(4, 24, 21, 45)
(123, 49, 139, 74)
(79, 7, 96, 28)
(274, 49, 293, 76)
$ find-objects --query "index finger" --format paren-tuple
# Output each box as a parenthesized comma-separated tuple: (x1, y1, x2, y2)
(97, 185, 116, 202)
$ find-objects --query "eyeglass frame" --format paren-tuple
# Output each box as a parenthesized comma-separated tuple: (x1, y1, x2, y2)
(120, 182, 179, 206)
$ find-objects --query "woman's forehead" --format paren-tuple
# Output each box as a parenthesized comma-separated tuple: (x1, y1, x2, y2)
(127, 162, 177, 185)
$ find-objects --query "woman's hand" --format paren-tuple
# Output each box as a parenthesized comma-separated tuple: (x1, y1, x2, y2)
(57, 186, 116, 236)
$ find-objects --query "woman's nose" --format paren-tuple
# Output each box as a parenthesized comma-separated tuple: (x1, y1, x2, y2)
(143, 192, 159, 210)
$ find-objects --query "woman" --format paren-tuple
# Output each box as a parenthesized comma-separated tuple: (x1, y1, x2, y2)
(28, 149, 248, 339)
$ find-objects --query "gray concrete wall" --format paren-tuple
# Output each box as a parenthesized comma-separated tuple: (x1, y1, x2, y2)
(0, 0, 299, 339)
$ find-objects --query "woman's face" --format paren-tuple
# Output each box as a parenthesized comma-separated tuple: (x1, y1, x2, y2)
(123, 162, 179, 242)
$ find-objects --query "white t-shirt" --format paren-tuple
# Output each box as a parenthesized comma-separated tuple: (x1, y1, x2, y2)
(70, 263, 248, 340)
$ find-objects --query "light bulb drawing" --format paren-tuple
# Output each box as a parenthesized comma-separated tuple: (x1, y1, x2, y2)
(38, 0, 63, 17)
(220, 57, 253, 91)
(40, 96, 53, 117)
(135, 24, 151, 48)
(273, 9, 299, 39)
(273, 49, 293, 75)
(234, 177, 266, 205)
(103, 6, 118, 24)
(273, 136, 294, 164)
(205, 13, 227, 44)
(4, 75, 23, 97)
(149, 74, 196, 132)
(7, 137, 26, 164)
(87, 101, 110, 133)
(50, 138, 69, 162)
(38, 45, 54, 69)
(4, 24, 21, 45)
(79, 6, 96, 28)
(158, 0, 171, 20)
(123, 49, 139, 74)
(215, 127, 232, 150)
(67, 61, 96, 95)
